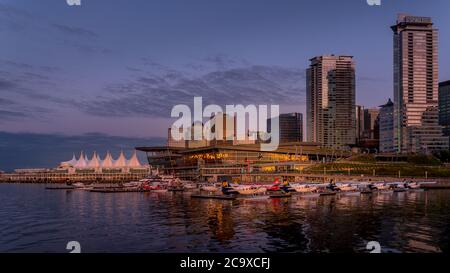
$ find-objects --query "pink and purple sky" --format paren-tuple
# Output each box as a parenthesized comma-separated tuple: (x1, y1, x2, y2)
(1, 0, 450, 170)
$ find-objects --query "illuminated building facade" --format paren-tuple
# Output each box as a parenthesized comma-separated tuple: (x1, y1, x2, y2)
(137, 142, 337, 181)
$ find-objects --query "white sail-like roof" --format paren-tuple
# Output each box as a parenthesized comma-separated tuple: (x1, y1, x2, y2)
(88, 151, 101, 168)
(127, 150, 142, 168)
(113, 151, 127, 168)
(68, 153, 77, 165)
(101, 151, 114, 168)
(60, 153, 77, 167)
(74, 151, 88, 169)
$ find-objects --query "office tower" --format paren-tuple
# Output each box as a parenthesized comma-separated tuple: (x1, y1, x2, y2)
(355, 105, 365, 143)
(392, 14, 447, 153)
(267, 113, 303, 143)
(379, 99, 395, 153)
(363, 108, 380, 140)
(439, 81, 450, 143)
(306, 55, 356, 149)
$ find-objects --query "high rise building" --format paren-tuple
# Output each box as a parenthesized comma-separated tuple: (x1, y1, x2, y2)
(355, 105, 365, 143)
(363, 108, 380, 140)
(391, 14, 448, 153)
(379, 99, 395, 153)
(306, 55, 356, 149)
(439, 81, 450, 142)
(267, 113, 303, 143)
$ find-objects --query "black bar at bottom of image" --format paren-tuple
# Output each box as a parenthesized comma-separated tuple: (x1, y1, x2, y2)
(0, 253, 448, 272)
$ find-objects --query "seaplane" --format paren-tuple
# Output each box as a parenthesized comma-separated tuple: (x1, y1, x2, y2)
(140, 181, 168, 192)
(368, 182, 391, 191)
(316, 184, 339, 196)
(234, 185, 267, 195)
(290, 183, 319, 193)
(181, 181, 198, 190)
(266, 179, 296, 193)
(199, 183, 221, 193)
(387, 182, 408, 192)
(336, 183, 359, 192)
(404, 181, 422, 190)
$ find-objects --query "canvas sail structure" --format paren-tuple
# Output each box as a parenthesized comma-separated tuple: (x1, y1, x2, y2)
(60, 153, 77, 167)
(127, 150, 142, 168)
(101, 151, 114, 168)
(87, 151, 101, 168)
(113, 151, 127, 168)
(74, 151, 88, 169)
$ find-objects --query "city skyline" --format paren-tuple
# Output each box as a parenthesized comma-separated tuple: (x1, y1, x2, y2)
(1, 0, 450, 139)
(2, 0, 450, 169)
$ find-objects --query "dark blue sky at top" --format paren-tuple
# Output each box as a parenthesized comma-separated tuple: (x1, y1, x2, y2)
(0, 0, 450, 169)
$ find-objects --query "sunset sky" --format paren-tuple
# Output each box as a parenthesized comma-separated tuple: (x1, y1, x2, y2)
(1, 0, 450, 170)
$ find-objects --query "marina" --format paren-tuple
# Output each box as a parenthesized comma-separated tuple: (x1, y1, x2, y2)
(39, 175, 450, 199)
(1, 182, 450, 253)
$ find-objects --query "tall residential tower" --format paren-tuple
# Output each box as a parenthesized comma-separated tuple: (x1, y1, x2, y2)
(391, 14, 448, 153)
(439, 81, 450, 142)
(306, 55, 356, 149)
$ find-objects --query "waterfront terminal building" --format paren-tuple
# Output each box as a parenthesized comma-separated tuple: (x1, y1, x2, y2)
(137, 142, 346, 183)
(0, 151, 150, 183)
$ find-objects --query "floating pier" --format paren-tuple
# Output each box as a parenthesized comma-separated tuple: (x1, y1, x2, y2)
(319, 191, 337, 196)
(421, 184, 450, 190)
(90, 188, 152, 193)
(45, 185, 76, 190)
(168, 188, 185, 192)
(269, 193, 292, 198)
(191, 194, 237, 200)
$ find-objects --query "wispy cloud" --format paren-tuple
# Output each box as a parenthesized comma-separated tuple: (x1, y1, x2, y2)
(0, 61, 71, 120)
(0, 110, 26, 120)
(0, 78, 17, 90)
(79, 59, 306, 118)
(52, 23, 98, 39)
(0, 3, 108, 55)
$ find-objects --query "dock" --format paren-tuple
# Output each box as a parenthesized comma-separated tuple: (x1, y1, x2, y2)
(269, 193, 292, 198)
(421, 184, 450, 190)
(191, 194, 237, 200)
(168, 188, 185, 192)
(90, 188, 151, 193)
(45, 185, 76, 190)
(319, 191, 337, 196)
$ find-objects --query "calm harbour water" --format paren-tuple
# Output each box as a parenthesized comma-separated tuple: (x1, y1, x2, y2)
(0, 183, 449, 253)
